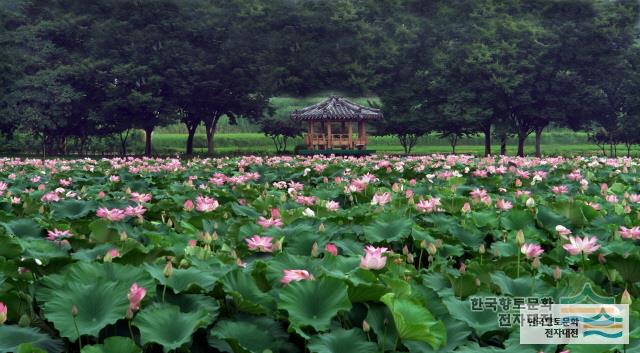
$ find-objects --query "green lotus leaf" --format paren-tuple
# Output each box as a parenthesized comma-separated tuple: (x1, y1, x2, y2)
(363, 212, 412, 243)
(230, 203, 259, 218)
(489, 272, 535, 297)
(500, 210, 535, 230)
(380, 293, 446, 350)
(220, 269, 276, 314)
(208, 317, 291, 353)
(133, 303, 209, 353)
(3, 219, 42, 238)
(42, 281, 130, 340)
(160, 291, 220, 325)
(278, 277, 352, 336)
(16, 343, 47, 353)
(17, 238, 68, 264)
(308, 328, 377, 353)
(0, 326, 63, 353)
(51, 200, 97, 220)
(144, 263, 218, 293)
(442, 296, 499, 336)
(80, 337, 141, 353)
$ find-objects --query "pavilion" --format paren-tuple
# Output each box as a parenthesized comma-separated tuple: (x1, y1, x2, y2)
(291, 96, 383, 154)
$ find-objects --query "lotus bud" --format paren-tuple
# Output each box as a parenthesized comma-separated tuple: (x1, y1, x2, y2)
(532, 257, 541, 269)
(475, 278, 481, 286)
(516, 230, 525, 245)
(280, 194, 287, 202)
(311, 242, 319, 258)
(212, 231, 219, 241)
(525, 197, 536, 208)
(427, 243, 437, 256)
(18, 314, 30, 327)
(203, 232, 213, 245)
(223, 212, 229, 219)
(71, 304, 78, 317)
(427, 255, 433, 262)
(39, 206, 45, 214)
(402, 245, 409, 255)
(0, 302, 6, 325)
(120, 231, 128, 241)
(461, 202, 471, 213)
(362, 320, 370, 332)
(319, 223, 325, 232)
(393, 258, 403, 265)
(621, 289, 632, 305)
(479, 244, 486, 254)
(179, 259, 189, 268)
(435, 239, 443, 248)
(163, 261, 173, 278)
(553, 266, 562, 281)
(598, 253, 606, 264)
(406, 253, 414, 264)
(459, 262, 466, 274)
(420, 240, 428, 249)
(183, 199, 194, 211)
(515, 179, 522, 187)
(166, 218, 173, 227)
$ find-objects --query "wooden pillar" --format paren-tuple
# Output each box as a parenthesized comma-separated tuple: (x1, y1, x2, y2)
(308, 121, 314, 150)
(347, 122, 353, 149)
(358, 121, 365, 149)
(326, 121, 332, 150)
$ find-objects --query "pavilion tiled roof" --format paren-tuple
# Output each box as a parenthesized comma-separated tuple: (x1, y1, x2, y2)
(291, 96, 383, 121)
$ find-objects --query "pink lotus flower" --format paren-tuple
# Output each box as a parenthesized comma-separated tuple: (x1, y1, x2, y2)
(619, 226, 640, 240)
(126, 283, 146, 318)
(606, 194, 618, 203)
(130, 192, 152, 203)
(563, 235, 601, 256)
(183, 199, 194, 211)
(109, 175, 120, 182)
(461, 202, 471, 213)
(10, 197, 20, 205)
(585, 202, 601, 210)
(371, 192, 391, 206)
(360, 245, 388, 270)
(521, 243, 544, 259)
(47, 229, 73, 241)
(416, 198, 441, 213)
(97, 207, 127, 222)
(270, 208, 281, 219)
(124, 205, 146, 217)
(325, 243, 338, 256)
(0, 302, 6, 324)
(495, 199, 513, 211)
(196, 196, 219, 212)
(551, 185, 569, 194)
(188, 239, 197, 247)
(280, 269, 313, 284)
(257, 216, 283, 228)
(470, 188, 488, 201)
(325, 200, 340, 211)
(629, 194, 640, 203)
(103, 248, 121, 263)
(245, 235, 273, 252)
(555, 225, 572, 238)
(41, 192, 60, 203)
(296, 195, 316, 206)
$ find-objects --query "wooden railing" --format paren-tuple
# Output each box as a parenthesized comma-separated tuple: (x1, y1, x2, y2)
(305, 133, 367, 149)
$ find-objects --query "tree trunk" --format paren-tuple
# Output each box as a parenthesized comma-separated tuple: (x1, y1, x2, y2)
(185, 123, 197, 155)
(500, 133, 507, 156)
(517, 133, 526, 157)
(534, 126, 543, 158)
(483, 126, 491, 156)
(144, 127, 153, 157)
(206, 126, 215, 155)
(119, 129, 130, 156)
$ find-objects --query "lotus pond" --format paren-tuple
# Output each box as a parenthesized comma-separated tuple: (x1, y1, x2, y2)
(0, 155, 638, 353)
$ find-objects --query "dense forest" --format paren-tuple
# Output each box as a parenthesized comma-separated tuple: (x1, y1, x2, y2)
(1, 0, 640, 156)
